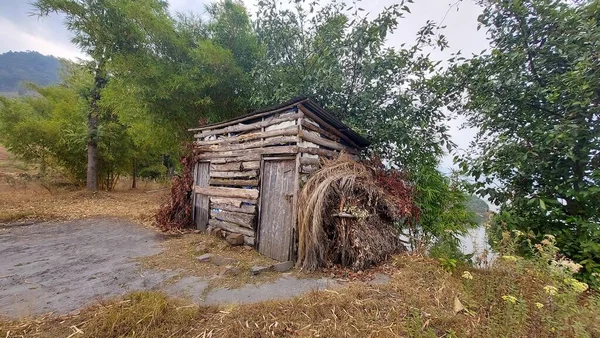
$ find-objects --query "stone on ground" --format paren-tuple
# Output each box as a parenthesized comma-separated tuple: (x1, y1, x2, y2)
(273, 261, 294, 272)
(196, 253, 214, 262)
(210, 255, 239, 266)
(225, 233, 244, 246)
(250, 265, 273, 275)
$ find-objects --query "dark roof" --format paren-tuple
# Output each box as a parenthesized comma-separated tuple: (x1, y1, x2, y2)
(196, 97, 370, 148)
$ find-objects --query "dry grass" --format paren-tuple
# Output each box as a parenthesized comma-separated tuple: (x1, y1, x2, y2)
(139, 232, 295, 289)
(0, 145, 169, 226)
(0, 182, 167, 226)
(3, 254, 599, 338)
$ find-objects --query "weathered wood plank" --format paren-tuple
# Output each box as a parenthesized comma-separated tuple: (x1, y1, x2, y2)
(300, 130, 358, 154)
(195, 112, 303, 138)
(209, 178, 259, 187)
(197, 136, 299, 153)
(195, 186, 259, 199)
(210, 197, 257, 207)
(298, 146, 340, 159)
(210, 162, 241, 171)
(209, 155, 261, 164)
(210, 210, 254, 228)
(210, 202, 256, 214)
(299, 157, 321, 166)
(258, 159, 295, 261)
(197, 146, 298, 159)
(194, 162, 210, 231)
(241, 161, 260, 170)
(189, 104, 300, 132)
(301, 119, 340, 142)
(208, 219, 254, 237)
(195, 126, 298, 146)
(298, 104, 362, 149)
(210, 170, 258, 178)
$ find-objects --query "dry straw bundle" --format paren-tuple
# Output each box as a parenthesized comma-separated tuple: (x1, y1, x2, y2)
(297, 155, 406, 271)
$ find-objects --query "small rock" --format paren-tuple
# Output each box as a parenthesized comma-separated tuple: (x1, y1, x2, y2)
(210, 255, 239, 266)
(273, 261, 294, 272)
(243, 245, 254, 251)
(193, 230, 202, 234)
(220, 265, 241, 276)
(196, 253, 214, 262)
(226, 233, 244, 246)
(244, 236, 255, 246)
(250, 265, 273, 275)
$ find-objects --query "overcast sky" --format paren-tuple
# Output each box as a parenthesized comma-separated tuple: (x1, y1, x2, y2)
(0, 0, 489, 172)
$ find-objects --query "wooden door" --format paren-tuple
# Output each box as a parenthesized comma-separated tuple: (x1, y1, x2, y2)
(258, 159, 296, 261)
(194, 162, 210, 231)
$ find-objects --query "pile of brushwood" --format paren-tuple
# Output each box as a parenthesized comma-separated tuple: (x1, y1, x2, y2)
(155, 146, 198, 231)
(297, 155, 417, 271)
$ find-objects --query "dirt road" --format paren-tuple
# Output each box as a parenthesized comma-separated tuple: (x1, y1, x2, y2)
(0, 218, 173, 317)
(0, 218, 339, 318)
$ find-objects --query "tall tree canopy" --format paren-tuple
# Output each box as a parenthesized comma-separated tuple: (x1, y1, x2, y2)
(249, 0, 474, 254)
(452, 0, 600, 280)
(250, 0, 452, 171)
(33, 0, 174, 190)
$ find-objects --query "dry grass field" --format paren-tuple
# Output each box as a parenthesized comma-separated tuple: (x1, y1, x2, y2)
(0, 145, 168, 226)
(1, 146, 599, 338)
(2, 255, 599, 338)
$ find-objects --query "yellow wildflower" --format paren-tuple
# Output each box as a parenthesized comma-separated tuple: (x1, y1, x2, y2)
(535, 302, 544, 309)
(512, 229, 523, 237)
(564, 278, 588, 293)
(462, 271, 473, 280)
(502, 295, 518, 304)
(501, 255, 518, 262)
(543, 285, 558, 296)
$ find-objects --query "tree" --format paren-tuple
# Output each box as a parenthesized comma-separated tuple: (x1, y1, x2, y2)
(0, 63, 147, 188)
(251, 0, 453, 172)
(33, 0, 173, 190)
(452, 0, 600, 281)
(250, 0, 474, 252)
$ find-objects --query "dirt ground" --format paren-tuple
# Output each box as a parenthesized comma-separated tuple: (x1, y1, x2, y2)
(0, 218, 341, 318)
(0, 218, 173, 317)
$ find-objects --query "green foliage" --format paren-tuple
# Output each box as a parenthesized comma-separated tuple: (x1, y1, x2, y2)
(451, 0, 600, 281)
(438, 257, 458, 272)
(0, 66, 85, 183)
(250, 0, 474, 254)
(408, 167, 476, 257)
(0, 51, 61, 93)
(251, 0, 452, 171)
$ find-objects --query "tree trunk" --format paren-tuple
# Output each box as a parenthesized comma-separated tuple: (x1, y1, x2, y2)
(86, 61, 107, 191)
(86, 113, 98, 191)
(132, 159, 137, 189)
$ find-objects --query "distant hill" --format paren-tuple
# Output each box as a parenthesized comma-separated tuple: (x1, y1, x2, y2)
(466, 195, 490, 225)
(0, 51, 61, 94)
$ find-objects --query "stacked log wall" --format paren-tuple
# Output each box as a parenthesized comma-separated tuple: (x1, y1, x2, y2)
(193, 109, 303, 245)
(192, 106, 362, 247)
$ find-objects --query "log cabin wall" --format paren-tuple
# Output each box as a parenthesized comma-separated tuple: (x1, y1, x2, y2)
(190, 99, 366, 259)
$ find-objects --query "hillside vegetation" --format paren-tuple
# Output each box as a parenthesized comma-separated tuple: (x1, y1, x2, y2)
(0, 51, 60, 94)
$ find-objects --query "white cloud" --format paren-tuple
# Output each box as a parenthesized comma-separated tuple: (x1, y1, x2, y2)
(0, 16, 83, 59)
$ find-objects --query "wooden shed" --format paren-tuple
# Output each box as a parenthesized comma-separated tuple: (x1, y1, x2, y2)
(190, 97, 369, 262)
